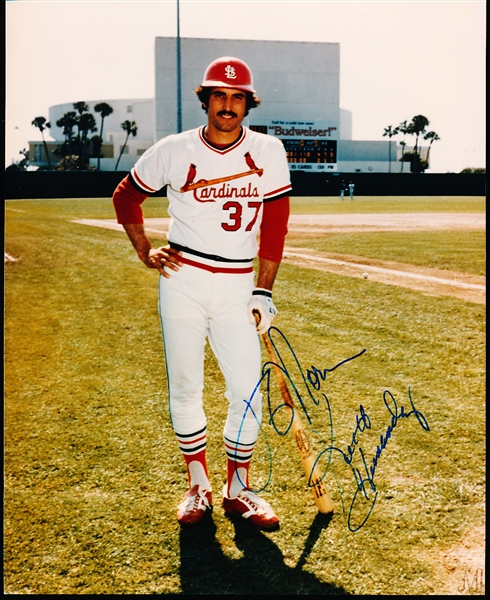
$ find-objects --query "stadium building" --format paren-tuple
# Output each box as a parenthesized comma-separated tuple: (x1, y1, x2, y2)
(33, 37, 420, 173)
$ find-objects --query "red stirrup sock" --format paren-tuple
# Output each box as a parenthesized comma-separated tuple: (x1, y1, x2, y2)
(224, 436, 255, 498)
(176, 427, 211, 490)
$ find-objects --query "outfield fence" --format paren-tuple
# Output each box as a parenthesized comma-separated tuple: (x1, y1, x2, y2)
(4, 170, 486, 199)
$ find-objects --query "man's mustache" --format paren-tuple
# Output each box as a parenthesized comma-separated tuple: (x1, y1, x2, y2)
(217, 110, 238, 118)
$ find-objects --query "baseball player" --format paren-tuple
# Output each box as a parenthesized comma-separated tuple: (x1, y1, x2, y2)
(339, 179, 346, 200)
(112, 57, 291, 530)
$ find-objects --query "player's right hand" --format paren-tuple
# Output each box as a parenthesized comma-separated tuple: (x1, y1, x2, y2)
(145, 245, 183, 278)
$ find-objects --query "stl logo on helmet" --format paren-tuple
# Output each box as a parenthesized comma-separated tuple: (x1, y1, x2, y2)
(225, 65, 237, 79)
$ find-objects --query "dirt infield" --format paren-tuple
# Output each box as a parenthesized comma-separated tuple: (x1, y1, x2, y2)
(287, 212, 485, 233)
(72, 213, 486, 304)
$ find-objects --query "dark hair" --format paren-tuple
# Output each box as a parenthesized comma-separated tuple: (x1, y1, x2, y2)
(194, 86, 261, 116)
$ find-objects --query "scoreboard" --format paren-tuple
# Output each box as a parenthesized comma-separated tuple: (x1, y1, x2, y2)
(282, 139, 337, 168)
(250, 120, 338, 172)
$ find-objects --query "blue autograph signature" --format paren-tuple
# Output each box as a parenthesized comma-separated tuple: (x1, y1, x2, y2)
(237, 326, 430, 531)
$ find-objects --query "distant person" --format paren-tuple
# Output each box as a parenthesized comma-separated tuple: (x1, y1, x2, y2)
(348, 181, 355, 200)
(339, 180, 346, 200)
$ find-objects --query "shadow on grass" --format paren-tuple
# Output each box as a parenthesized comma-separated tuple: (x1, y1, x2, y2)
(178, 512, 349, 594)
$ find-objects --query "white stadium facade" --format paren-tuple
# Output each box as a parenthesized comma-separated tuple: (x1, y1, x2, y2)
(36, 37, 409, 173)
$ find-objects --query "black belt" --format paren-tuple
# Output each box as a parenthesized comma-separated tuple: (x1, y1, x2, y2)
(169, 242, 253, 264)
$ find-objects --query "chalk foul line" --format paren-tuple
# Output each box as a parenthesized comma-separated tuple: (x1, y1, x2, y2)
(283, 251, 485, 291)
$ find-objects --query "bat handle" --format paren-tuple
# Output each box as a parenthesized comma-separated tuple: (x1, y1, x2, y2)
(253, 309, 268, 337)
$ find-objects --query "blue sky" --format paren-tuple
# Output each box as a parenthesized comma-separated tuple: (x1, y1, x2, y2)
(6, 0, 486, 172)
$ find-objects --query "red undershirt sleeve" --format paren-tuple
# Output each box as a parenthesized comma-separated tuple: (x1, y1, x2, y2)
(258, 195, 290, 263)
(112, 174, 148, 224)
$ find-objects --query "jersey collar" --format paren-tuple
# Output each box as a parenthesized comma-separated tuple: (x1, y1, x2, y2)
(199, 126, 246, 154)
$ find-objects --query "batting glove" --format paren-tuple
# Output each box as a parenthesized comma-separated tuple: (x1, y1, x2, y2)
(248, 288, 278, 335)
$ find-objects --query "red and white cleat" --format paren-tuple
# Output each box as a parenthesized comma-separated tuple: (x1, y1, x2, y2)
(177, 485, 213, 525)
(222, 486, 280, 531)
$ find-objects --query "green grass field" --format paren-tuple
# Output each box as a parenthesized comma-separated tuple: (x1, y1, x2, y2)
(4, 196, 486, 594)
(287, 195, 485, 214)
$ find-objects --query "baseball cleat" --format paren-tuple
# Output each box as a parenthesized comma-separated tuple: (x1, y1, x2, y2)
(177, 485, 213, 525)
(222, 486, 280, 531)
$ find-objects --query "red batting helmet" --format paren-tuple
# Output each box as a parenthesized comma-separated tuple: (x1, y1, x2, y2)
(201, 57, 256, 93)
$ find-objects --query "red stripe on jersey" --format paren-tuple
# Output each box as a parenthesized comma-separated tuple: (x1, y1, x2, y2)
(179, 256, 254, 274)
(263, 183, 293, 200)
(131, 168, 157, 194)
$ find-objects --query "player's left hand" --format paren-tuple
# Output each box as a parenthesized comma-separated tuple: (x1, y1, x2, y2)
(248, 288, 278, 335)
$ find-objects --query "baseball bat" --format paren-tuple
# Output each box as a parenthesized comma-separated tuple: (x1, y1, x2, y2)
(255, 313, 334, 514)
(180, 168, 263, 192)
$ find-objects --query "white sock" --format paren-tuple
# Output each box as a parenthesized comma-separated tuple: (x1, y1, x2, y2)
(188, 460, 211, 490)
(228, 467, 248, 498)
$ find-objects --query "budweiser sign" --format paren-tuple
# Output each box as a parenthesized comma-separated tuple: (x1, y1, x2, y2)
(270, 125, 336, 137)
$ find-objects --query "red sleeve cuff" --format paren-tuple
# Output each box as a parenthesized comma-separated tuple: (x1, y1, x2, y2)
(258, 196, 290, 263)
(112, 174, 148, 224)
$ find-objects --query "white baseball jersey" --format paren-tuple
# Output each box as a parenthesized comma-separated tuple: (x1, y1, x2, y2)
(131, 126, 292, 262)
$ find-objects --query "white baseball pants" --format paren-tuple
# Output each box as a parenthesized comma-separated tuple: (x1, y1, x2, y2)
(158, 265, 262, 445)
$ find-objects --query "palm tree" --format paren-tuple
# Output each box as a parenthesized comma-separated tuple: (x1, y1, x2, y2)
(31, 116, 52, 170)
(77, 113, 98, 170)
(382, 125, 398, 173)
(72, 102, 90, 154)
(72, 102, 98, 170)
(56, 111, 77, 160)
(398, 141, 407, 172)
(397, 120, 409, 172)
(423, 131, 440, 167)
(73, 101, 89, 115)
(94, 102, 114, 170)
(409, 115, 429, 158)
(115, 120, 138, 170)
